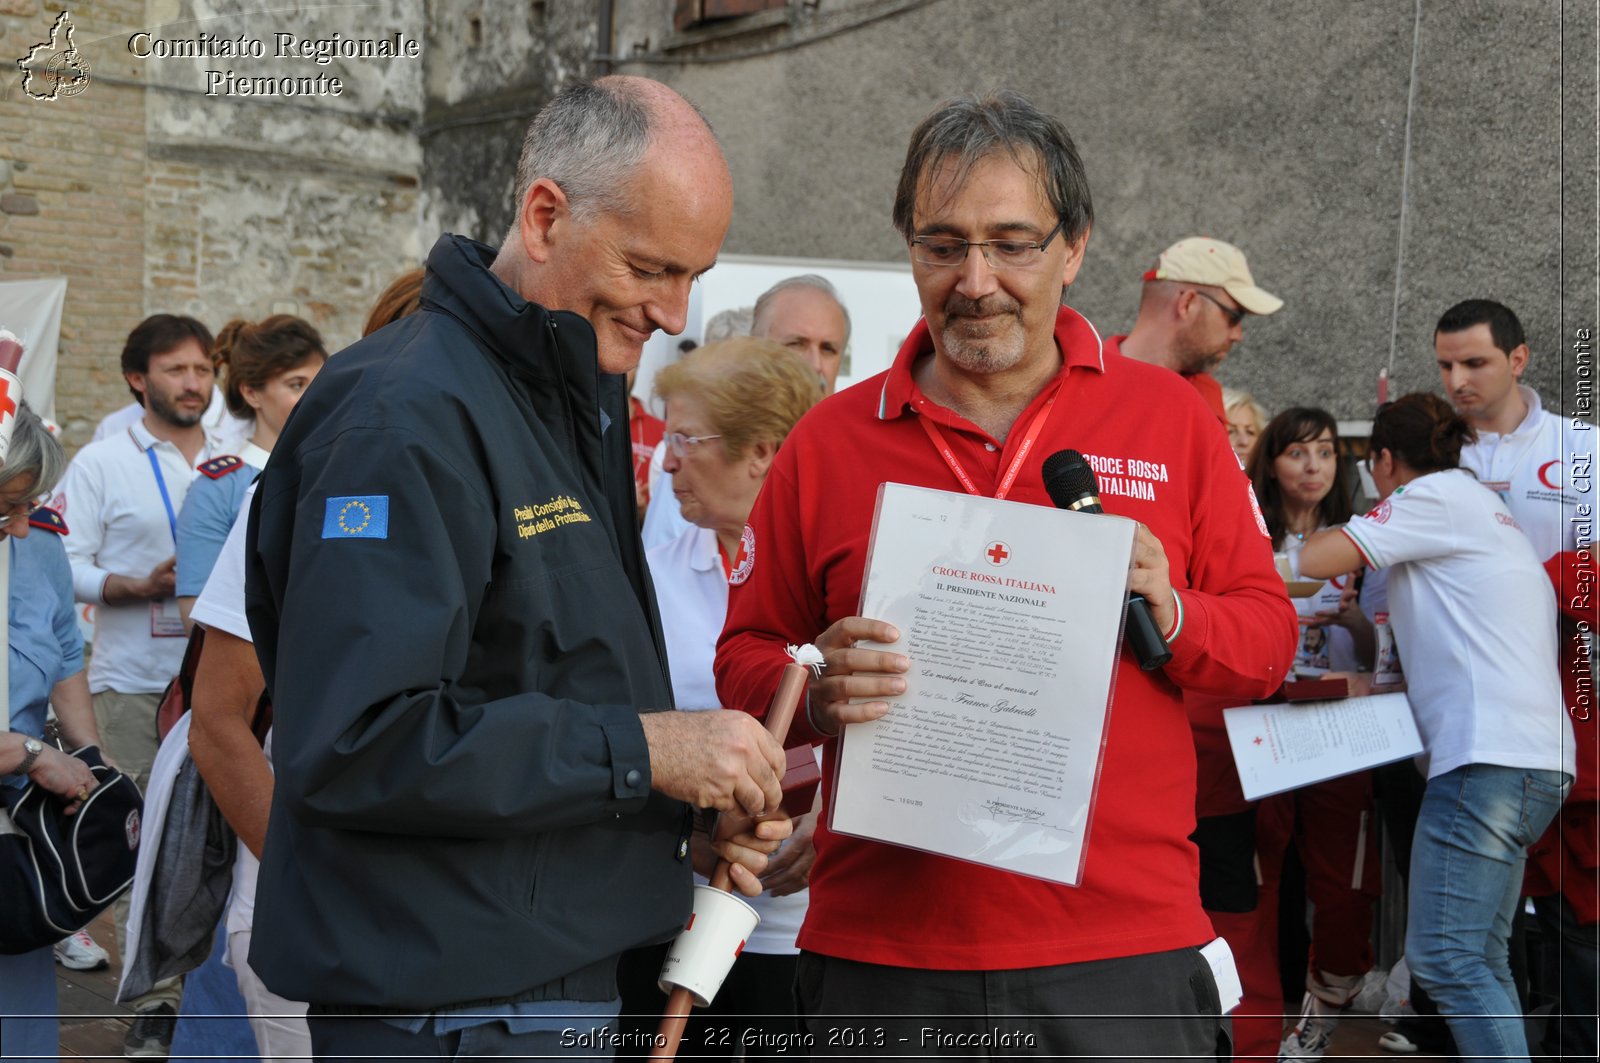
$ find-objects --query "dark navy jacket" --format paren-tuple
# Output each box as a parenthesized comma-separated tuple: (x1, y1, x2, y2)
(245, 233, 688, 1008)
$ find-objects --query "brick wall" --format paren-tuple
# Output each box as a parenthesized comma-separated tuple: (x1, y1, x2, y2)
(4, 1, 425, 452)
(2, 0, 149, 448)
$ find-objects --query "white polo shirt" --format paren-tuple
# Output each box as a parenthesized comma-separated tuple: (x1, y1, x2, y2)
(647, 524, 809, 954)
(54, 419, 223, 693)
(1342, 469, 1574, 780)
(1459, 385, 1598, 563)
(640, 441, 691, 550)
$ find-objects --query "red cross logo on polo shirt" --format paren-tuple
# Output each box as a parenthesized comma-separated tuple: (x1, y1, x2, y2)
(985, 541, 1010, 566)
(0, 376, 16, 423)
(728, 524, 757, 586)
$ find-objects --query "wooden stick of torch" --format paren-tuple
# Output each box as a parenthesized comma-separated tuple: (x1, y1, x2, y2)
(650, 660, 811, 1062)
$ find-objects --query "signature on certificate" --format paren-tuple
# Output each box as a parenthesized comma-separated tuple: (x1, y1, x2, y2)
(958, 800, 1076, 860)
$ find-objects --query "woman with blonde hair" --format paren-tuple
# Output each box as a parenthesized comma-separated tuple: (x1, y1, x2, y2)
(617, 337, 823, 1059)
(1221, 387, 1269, 466)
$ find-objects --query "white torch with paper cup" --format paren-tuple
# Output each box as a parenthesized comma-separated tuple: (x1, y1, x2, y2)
(650, 646, 822, 1062)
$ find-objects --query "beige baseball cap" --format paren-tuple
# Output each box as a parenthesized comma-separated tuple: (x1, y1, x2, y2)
(1143, 237, 1283, 316)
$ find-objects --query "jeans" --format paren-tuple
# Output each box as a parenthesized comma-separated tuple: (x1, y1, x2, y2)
(1405, 763, 1571, 1062)
(0, 945, 57, 1063)
(308, 1009, 617, 1060)
(170, 920, 260, 1063)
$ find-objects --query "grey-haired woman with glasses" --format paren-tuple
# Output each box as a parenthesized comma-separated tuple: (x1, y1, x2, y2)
(1, 402, 105, 1063)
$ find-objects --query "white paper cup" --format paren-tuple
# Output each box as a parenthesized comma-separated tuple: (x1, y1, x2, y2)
(657, 885, 761, 1007)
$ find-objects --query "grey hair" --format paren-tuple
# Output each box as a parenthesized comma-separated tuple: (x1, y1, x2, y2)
(752, 275, 853, 349)
(892, 90, 1093, 244)
(0, 401, 66, 499)
(703, 306, 753, 345)
(508, 80, 655, 229)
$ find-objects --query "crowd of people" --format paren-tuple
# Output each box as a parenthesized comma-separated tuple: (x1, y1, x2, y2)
(1, 74, 1592, 1063)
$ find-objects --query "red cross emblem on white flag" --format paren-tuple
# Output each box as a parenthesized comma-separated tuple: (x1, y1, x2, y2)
(0, 329, 26, 465)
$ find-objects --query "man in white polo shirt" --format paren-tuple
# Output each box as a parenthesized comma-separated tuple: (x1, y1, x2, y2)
(1434, 298, 1598, 1060)
(52, 313, 228, 1057)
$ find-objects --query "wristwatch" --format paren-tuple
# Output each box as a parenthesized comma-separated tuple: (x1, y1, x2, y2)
(13, 738, 43, 777)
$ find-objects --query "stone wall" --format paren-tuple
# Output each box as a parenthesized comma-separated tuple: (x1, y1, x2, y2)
(7, 0, 1593, 445)
(139, 0, 426, 368)
(418, 0, 598, 245)
(439, 0, 1588, 422)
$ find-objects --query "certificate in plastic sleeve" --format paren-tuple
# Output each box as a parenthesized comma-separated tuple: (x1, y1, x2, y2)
(830, 481, 1136, 886)
(1223, 692, 1423, 801)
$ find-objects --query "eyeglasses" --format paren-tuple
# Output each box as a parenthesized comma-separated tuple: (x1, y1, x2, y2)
(0, 498, 38, 525)
(910, 220, 1065, 271)
(664, 431, 723, 458)
(1192, 290, 1247, 327)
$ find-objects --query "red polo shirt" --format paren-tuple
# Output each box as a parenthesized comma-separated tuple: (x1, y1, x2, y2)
(1104, 334, 1227, 423)
(715, 307, 1297, 970)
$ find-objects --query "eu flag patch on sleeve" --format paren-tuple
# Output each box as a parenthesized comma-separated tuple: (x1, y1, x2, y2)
(322, 495, 390, 539)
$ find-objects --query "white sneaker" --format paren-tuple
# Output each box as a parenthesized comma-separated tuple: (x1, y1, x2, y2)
(54, 928, 110, 970)
(1377, 1029, 1420, 1054)
(1279, 991, 1340, 1060)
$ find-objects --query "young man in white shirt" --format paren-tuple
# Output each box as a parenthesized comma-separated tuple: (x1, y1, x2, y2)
(51, 313, 227, 1057)
(1434, 298, 1598, 1061)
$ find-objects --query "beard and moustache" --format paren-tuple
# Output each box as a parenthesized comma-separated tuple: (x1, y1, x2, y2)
(145, 384, 207, 428)
(1172, 321, 1231, 376)
(938, 293, 1027, 374)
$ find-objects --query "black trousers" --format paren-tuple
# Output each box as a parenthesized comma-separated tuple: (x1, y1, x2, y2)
(616, 943, 804, 1061)
(794, 947, 1229, 1061)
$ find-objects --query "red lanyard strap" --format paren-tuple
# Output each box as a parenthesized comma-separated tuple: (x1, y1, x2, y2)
(915, 381, 1061, 500)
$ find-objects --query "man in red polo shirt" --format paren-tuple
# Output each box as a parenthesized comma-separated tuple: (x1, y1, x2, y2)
(1110, 237, 1281, 422)
(715, 91, 1297, 1059)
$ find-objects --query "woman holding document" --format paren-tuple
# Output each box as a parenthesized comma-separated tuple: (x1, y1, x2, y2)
(1300, 392, 1573, 1063)
(1243, 408, 1380, 1059)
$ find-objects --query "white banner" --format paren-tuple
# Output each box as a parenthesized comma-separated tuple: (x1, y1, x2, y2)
(0, 277, 66, 423)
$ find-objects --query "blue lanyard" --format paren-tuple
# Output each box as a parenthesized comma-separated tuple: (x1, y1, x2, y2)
(146, 447, 179, 544)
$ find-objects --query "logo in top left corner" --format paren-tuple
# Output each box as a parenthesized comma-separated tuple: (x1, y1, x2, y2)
(18, 11, 92, 101)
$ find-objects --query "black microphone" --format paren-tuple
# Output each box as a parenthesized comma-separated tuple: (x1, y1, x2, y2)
(1041, 449, 1173, 671)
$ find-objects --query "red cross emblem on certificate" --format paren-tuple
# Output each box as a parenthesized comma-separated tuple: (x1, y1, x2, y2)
(985, 540, 1010, 566)
(1253, 736, 1264, 746)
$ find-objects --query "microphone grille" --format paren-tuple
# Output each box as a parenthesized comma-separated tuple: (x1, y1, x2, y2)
(1041, 448, 1098, 507)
